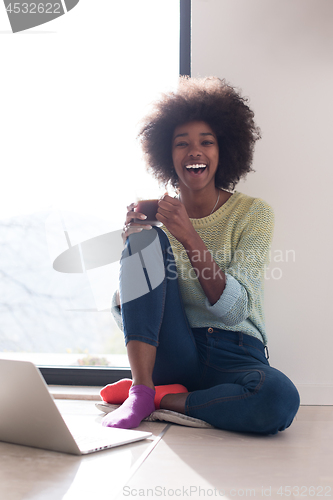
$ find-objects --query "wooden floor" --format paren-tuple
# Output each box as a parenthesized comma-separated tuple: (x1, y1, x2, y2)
(0, 401, 332, 500)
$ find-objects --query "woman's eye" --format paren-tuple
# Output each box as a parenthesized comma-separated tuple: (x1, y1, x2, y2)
(175, 142, 187, 147)
(202, 140, 214, 146)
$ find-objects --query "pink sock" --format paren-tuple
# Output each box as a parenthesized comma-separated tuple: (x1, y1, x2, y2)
(101, 385, 155, 429)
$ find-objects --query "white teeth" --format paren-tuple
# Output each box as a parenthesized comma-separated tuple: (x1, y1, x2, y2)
(185, 164, 207, 169)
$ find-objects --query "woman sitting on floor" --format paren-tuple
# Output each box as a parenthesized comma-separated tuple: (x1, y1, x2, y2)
(100, 76, 300, 435)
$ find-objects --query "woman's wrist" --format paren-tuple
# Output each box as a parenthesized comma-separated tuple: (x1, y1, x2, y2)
(180, 227, 202, 251)
(181, 232, 226, 305)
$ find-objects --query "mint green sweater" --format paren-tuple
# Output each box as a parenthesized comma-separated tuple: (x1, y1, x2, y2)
(111, 191, 274, 346)
(162, 191, 274, 345)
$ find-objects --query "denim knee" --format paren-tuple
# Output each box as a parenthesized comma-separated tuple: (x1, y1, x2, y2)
(153, 226, 171, 250)
(251, 370, 300, 435)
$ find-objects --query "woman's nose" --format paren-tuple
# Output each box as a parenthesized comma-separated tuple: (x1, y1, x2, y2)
(188, 144, 202, 157)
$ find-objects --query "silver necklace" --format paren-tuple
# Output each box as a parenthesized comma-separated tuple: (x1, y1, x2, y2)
(177, 189, 220, 216)
(210, 190, 220, 215)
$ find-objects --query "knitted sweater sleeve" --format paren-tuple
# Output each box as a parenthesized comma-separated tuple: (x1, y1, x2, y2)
(204, 199, 274, 326)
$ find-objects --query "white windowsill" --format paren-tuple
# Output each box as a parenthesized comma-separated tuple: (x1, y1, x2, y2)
(49, 385, 103, 401)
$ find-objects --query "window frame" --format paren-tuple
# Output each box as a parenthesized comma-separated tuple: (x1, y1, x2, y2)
(41, 0, 191, 386)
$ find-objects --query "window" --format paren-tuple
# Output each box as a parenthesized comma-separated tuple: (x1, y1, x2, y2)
(0, 0, 191, 385)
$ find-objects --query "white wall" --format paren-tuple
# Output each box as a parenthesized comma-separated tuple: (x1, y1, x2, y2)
(192, 0, 333, 404)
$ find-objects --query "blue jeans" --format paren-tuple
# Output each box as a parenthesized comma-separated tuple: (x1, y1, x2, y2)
(120, 227, 300, 435)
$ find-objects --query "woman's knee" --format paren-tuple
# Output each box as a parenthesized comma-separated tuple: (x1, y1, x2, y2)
(154, 226, 172, 249)
(253, 370, 300, 434)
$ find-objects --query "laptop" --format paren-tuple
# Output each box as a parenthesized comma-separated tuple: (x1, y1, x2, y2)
(0, 359, 152, 455)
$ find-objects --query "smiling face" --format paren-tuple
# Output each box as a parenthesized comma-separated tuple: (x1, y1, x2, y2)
(171, 121, 219, 193)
